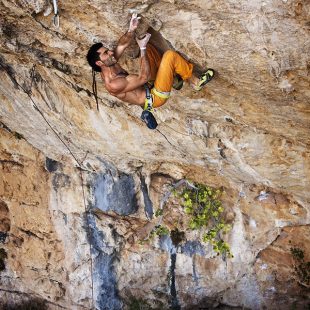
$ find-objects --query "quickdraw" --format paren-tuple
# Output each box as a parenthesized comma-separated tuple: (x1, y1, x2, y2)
(52, 0, 59, 28)
(144, 84, 154, 112)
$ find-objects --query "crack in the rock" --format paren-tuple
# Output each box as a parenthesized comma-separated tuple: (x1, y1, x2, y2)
(0, 288, 69, 309)
(19, 228, 44, 240)
(0, 56, 19, 89)
(252, 226, 290, 263)
(12, 42, 72, 75)
(55, 74, 93, 98)
(214, 103, 310, 149)
(218, 138, 227, 159)
(169, 253, 181, 310)
(0, 122, 13, 133)
(0, 159, 24, 168)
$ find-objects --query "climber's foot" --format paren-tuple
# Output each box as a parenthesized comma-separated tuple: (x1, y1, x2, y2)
(173, 74, 184, 90)
(193, 69, 214, 91)
(141, 110, 158, 130)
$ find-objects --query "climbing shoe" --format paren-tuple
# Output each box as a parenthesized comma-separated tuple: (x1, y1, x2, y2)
(194, 69, 214, 91)
(141, 110, 158, 130)
(173, 74, 183, 90)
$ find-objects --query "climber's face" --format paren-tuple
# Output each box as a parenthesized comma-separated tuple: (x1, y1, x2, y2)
(96, 47, 117, 67)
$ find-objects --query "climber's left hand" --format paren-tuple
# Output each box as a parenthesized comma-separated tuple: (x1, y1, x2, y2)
(136, 33, 151, 49)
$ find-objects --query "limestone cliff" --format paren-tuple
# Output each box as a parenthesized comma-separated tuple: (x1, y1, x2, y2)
(0, 0, 309, 309)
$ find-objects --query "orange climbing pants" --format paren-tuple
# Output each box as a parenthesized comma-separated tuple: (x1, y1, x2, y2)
(146, 44, 194, 108)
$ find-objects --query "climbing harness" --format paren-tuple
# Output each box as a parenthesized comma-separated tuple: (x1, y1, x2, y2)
(142, 86, 170, 130)
(141, 84, 175, 130)
(141, 110, 158, 130)
(92, 70, 99, 111)
(194, 69, 214, 91)
(143, 84, 154, 112)
(151, 87, 171, 100)
(141, 84, 158, 129)
(52, 0, 59, 28)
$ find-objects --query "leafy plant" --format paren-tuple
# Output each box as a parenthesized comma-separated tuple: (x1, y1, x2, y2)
(174, 183, 233, 258)
(290, 247, 310, 287)
(145, 181, 233, 259)
(154, 209, 163, 217)
(149, 225, 169, 239)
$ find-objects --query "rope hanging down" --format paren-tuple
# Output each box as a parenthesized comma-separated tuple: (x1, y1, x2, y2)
(0, 62, 95, 309)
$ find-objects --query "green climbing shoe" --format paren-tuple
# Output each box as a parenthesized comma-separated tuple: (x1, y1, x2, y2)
(194, 69, 214, 91)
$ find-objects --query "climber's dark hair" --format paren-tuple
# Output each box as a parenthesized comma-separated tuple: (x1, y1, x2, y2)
(86, 42, 103, 72)
(87, 43, 104, 111)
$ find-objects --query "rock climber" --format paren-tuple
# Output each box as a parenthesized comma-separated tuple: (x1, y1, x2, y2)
(86, 13, 214, 129)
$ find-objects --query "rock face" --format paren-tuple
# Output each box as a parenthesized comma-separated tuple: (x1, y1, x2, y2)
(0, 0, 309, 309)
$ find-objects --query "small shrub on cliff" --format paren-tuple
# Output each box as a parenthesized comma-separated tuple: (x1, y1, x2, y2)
(151, 180, 233, 259)
(149, 225, 170, 238)
(174, 183, 233, 258)
(138, 225, 169, 245)
(290, 246, 310, 287)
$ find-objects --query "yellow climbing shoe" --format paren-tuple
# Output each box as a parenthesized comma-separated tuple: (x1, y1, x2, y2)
(194, 69, 214, 91)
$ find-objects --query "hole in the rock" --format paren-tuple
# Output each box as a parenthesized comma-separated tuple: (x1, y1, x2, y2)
(0, 200, 10, 233)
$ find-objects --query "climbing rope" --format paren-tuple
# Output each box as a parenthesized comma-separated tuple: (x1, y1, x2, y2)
(29, 65, 36, 94)
(0, 63, 83, 167)
(153, 111, 212, 158)
(155, 128, 188, 158)
(120, 104, 190, 157)
(0, 62, 95, 309)
(79, 169, 95, 310)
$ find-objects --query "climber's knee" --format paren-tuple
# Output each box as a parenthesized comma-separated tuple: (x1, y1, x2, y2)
(153, 97, 168, 108)
(162, 50, 176, 62)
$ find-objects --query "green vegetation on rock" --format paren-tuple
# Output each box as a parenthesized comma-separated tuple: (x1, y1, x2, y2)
(152, 181, 233, 258)
(175, 183, 233, 258)
(290, 246, 310, 287)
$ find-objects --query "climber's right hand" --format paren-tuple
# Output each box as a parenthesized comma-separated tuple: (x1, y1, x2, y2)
(128, 13, 141, 33)
(136, 33, 151, 50)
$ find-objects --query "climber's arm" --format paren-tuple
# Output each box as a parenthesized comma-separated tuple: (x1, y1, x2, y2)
(114, 31, 135, 60)
(114, 13, 141, 60)
(108, 48, 150, 94)
(109, 33, 151, 95)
